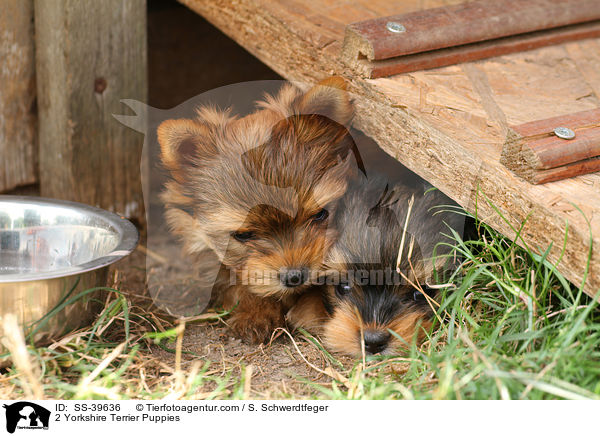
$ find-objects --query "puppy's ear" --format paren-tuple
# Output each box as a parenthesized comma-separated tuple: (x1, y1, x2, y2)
(296, 76, 353, 125)
(157, 119, 216, 182)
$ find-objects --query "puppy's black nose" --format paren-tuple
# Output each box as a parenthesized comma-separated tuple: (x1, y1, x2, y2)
(363, 329, 391, 354)
(280, 267, 309, 288)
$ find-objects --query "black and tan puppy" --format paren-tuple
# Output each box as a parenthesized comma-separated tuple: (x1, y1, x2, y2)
(287, 175, 463, 355)
(157, 78, 358, 343)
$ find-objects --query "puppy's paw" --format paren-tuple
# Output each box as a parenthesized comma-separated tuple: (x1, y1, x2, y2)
(285, 288, 328, 335)
(229, 312, 283, 344)
(228, 295, 285, 344)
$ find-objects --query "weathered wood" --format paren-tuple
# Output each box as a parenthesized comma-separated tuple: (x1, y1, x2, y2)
(180, 0, 600, 296)
(502, 108, 600, 183)
(34, 0, 147, 222)
(343, 0, 600, 61)
(525, 156, 600, 185)
(0, 0, 37, 192)
(527, 129, 600, 169)
(512, 108, 600, 137)
(346, 21, 600, 79)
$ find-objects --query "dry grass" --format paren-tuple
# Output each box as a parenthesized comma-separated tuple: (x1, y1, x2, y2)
(0, 253, 358, 399)
(1, 208, 599, 400)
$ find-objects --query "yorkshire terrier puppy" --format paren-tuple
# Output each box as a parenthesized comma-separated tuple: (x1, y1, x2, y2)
(157, 77, 358, 343)
(287, 174, 463, 355)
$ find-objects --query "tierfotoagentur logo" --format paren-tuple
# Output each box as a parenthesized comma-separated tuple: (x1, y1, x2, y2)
(113, 79, 471, 320)
(228, 267, 413, 287)
(2, 402, 50, 434)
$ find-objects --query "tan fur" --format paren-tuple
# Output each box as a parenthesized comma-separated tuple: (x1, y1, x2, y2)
(323, 301, 362, 355)
(285, 289, 330, 335)
(284, 170, 460, 355)
(387, 311, 432, 347)
(297, 76, 352, 125)
(322, 300, 431, 356)
(256, 83, 302, 118)
(158, 77, 356, 343)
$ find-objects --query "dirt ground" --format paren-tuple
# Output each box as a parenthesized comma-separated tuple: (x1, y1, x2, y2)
(112, 248, 356, 398)
(93, 1, 414, 397)
(130, 115, 425, 396)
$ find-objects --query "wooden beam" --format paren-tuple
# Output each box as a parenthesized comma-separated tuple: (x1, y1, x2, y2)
(34, 0, 147, 222)
(180, 0, 600, 297)
(345, 21, 600, 79)
(0, 0, 37, 192)
(344, 0, 600, 61)
(342, 0, 600, 78)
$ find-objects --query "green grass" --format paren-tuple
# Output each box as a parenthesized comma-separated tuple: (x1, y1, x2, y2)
(1, 209, 599, 400)
(313, 215, 600, 399)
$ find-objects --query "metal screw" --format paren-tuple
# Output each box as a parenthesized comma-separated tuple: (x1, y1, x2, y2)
(386, 22, 406, 33)
(553, 126, 576, 140)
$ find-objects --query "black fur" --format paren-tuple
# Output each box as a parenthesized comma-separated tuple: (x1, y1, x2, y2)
(323, 173, 465, 349)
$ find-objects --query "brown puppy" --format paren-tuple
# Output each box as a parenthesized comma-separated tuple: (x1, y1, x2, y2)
(288, 174, 463, 355)
(157, 78, 358, 343)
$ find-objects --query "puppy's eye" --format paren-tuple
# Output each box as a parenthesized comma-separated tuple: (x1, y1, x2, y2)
(310, 208, 329, 222)
(232, 231, 255, 242)
(335, 282, 352, 298)
(413, 290, 426, 301)
(413, 285, 436, 301)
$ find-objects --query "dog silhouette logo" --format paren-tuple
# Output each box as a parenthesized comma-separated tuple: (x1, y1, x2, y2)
(3, 402, 50, 433)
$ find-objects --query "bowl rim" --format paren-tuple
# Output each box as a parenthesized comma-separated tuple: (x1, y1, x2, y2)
(0, 195, 139, 283)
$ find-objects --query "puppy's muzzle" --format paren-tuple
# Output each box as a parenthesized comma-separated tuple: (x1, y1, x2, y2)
(363, 329, 391, 355)
(279, 267, 309, 288)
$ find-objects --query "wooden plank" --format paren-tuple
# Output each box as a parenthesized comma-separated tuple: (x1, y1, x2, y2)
(527, 129, 600, 169)
(504, 107, 600, 169)
(346, 21, 600, 79)
(343, 0, 600, 61)
(180, 0, 600, 296)
(520, 156, 600, 185)
(34, 0, 147, 222)
(512, 108, 600, 137)
(0, 0, 37, 192)
(501, 108, 600, 183)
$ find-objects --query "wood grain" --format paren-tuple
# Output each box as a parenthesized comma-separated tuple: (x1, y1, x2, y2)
(345, 21, 600, 79)
(343, 0, 600, 61)
(180, 0, 600, 296)
(526, 129, 600, 169)
(531, 157, 600, 185)
(501, 108, 600, 183)
(0, 0, 37, 192)
(34, 0, 147, 222)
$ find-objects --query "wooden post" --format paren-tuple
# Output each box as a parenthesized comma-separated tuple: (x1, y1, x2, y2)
(34, 0, 147, 223)
(0, 0, 37, 192)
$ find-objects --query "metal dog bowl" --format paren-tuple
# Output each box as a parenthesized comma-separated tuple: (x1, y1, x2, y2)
(0, 196, 139, 349)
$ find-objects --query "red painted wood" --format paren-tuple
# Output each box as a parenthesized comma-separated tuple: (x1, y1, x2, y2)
(349, 0, 600, 61)
(504, 108, 600, 184)
(532, 156, 600, 184)
(366, 21, 600, 78)
(529, 129, 600, 169)
(512, 108, 600, 138)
